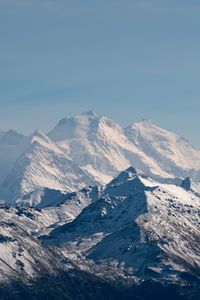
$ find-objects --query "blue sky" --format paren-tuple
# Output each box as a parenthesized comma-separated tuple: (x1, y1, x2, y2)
(0, 0, 200, 146)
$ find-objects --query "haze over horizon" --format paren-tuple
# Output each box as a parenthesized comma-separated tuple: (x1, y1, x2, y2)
(0, 0, 200, 146)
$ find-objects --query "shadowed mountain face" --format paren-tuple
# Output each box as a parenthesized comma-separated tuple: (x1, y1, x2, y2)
(0, 113, 199, 298)
(43, 169, 149, 244)
(0, 270, 199, 300)
(0, 167, 199, 299)
(41, 168, 200, 282)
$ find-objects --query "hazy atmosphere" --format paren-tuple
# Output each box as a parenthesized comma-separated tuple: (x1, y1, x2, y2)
(0, 0, 200, 146)
(0, 2, 200, 299)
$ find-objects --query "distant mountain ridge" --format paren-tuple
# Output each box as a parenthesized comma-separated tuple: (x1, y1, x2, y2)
(2, 130, 95, 204)
(0, 111, 200, 204)
(0, 167, 199, 299)
(48, 111, 200, 184)
(125, 119, 200, 181)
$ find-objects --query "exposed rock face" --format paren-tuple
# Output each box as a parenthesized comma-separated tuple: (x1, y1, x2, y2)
(181, 177, 191, 191)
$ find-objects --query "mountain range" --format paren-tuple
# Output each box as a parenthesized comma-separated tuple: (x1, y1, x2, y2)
(0, 167, 199, 299)
(0, 111, 199, 299)
(1, 111, 200, 205)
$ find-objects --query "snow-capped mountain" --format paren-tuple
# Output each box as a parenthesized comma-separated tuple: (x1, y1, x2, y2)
(47, 111, 200, 187)
(0, 185, 101, 281)
(0, 215, 65, 282)
(3, 130, 95, 204)
(48, 111, 171, 184)
(125, 119, 200, 182)
(0, 111, 200, 206)
(0, 166, 199, 299)
(44, 167, 200, 281)
(0, 185, 101, 240)
(48, 110, 131, 183)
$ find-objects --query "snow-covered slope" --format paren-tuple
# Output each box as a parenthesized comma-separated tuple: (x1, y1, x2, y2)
(48, 111, 170, 184)
(0, 212, 66, 282)
(3, 130, 95, 204)
(0, 185, 102, 282)
(48, 112, 200, 185)
(0, 112, 200, 204)
(0, 166, 199, 291)
(44, 167, 200, 281)
(1, 112, 200, 205)
(0, 185, 100, 240)
(125, 119, 200, 182)
(33, 186, 101, 235)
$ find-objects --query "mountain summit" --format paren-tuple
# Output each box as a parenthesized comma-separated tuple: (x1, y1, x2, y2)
(125, 119, 200, 181)
(44, 168, 200, 282)
(48, 112, 200, 186)
(0, 112, 200, 203)
(48, 112, 171, 184)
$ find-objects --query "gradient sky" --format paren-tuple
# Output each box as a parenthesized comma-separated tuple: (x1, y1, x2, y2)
(0, 0, 200, 146)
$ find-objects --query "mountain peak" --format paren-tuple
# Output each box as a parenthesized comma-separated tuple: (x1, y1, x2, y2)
(57, 117, 68, 127)
(6, 129, 23, 136)
(81, 110, 97, 118)
(124, 166, 138, 176)
(131, 118, 157, 129)
(31, 129, 50, 143)
(56, 111, 97, 127)
(31, 129, 44, 137)
(28, 130, 64, 155)
(107, 166, 145, 187)
(0, 129, 24, 145)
